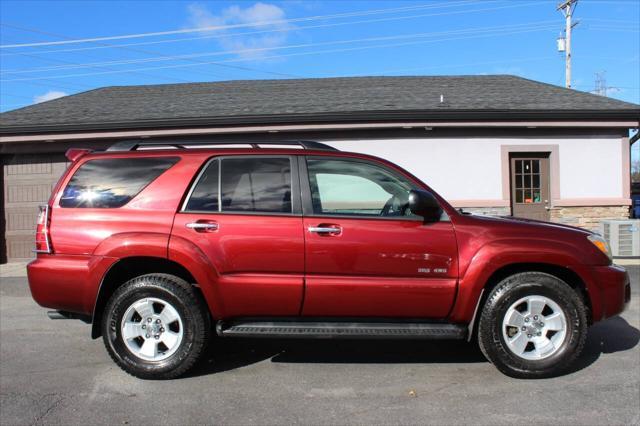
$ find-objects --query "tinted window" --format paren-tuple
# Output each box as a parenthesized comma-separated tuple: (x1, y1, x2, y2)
(60, 157, 178, 208)
(307, 158, 416, 217)
(185, 160, 219, 212)
(221, 158, 292, 213)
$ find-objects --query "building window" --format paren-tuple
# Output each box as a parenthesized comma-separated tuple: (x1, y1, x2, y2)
(514, 159, 542, 204)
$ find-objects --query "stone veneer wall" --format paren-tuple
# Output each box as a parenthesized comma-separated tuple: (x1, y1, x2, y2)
(458, 205, 630, 233)
(549, 206, 630, 232)
(458, 207, 511, 216)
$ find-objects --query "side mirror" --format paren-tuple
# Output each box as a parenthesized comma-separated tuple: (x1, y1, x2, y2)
(408, 189, 442, 222)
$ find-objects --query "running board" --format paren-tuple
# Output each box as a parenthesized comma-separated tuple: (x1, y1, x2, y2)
(216, 320, 467, 340)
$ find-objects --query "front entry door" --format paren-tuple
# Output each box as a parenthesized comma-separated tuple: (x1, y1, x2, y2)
(300, 157, 459, 319)
(511, 155, 550, 221)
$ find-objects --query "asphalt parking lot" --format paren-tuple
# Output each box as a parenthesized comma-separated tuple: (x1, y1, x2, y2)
(1, 265, 638, 425)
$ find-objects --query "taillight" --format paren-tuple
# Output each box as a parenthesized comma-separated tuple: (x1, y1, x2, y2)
(35, 205, 52, 254)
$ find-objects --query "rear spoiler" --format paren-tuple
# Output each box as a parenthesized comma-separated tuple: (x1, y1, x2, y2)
(65, 148, 92, 162)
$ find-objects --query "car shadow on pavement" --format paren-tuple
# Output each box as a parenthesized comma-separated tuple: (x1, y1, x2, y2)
(566, 316, 640, 375)
(186, 316, 640, 378)
(188, 338, 485, 378)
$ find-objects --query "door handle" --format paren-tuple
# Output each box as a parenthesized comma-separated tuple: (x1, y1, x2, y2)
(186, 222, 218, 232)
(308, 225, 341, 235)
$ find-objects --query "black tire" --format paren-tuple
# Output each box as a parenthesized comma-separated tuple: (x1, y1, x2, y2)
(477, 272, 587, 379)
(102, 273, 210, 379)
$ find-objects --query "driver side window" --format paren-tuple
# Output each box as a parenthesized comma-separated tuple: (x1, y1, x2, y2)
(306, 158, 418, 218)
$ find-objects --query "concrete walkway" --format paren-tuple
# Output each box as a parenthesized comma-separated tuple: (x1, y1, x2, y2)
(0, 262, 28, 279)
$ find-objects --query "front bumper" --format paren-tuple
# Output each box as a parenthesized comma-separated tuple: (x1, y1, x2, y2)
(590, 264, 630, 321)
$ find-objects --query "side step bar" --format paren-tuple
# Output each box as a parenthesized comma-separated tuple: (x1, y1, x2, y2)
(217, 320, 467, 340)
(47, 310, 91, 323)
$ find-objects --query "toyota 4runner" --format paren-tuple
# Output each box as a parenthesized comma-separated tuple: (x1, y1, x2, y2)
(27, 140, 631, 379)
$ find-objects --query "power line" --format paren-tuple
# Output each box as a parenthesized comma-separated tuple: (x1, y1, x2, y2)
(0, 1, 541, 57)
(1, 2, 514, 80)
(588, 26, 639, 32)
(0, 91, 33, 100)
(337, 56, 557, 77)
(1, 28, 195, 84)
(0, 34, 92, 91)
(1, 23, 297, 80)
(0, 25, 560, 82)
(0, 0, 483, 49)
(0, 103, 29, 109)
(583, 18, 640, 24)
(0, 21, 558, 75)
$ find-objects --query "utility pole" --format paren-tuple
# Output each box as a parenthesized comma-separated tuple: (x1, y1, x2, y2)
(557, 0, 578, 88)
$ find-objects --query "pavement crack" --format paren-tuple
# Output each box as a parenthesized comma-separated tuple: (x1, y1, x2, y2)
(31, 393, 67, 426)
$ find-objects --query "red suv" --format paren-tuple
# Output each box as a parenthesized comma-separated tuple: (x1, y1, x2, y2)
(27, 140, 630, 379)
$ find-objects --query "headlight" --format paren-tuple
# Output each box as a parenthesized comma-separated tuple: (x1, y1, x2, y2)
(587, 234, 613, 261)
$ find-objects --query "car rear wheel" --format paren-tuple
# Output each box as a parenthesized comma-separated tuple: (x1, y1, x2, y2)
(477, 272, 587, 379)
(102, 273, 210, 379)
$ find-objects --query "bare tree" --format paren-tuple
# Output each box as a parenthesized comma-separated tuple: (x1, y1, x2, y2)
(632, 158, 640, 183)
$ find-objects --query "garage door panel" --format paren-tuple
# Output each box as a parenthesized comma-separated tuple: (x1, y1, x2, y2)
(3, 154, 68, 262)
(7, 183, 55, 204)
(7, 207, 39, 232)
(5, 237, 34, 260)
(6, 158, 53, 175)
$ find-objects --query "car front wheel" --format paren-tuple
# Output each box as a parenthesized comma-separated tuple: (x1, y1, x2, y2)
(102, 273, 210, 379)
(478, 272, 588, 378)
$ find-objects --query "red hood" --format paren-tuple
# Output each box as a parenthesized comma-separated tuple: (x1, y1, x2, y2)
(494, 215, 593, 235)
(458, 212, 593, 236)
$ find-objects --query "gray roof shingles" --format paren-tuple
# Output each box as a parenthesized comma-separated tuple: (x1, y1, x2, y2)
(1, 75, 638, 134)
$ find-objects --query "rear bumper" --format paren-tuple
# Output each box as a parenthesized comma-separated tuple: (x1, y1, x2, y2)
(27, 254, 115, 316)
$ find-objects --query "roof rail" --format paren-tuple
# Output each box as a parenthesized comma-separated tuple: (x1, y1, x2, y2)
(105, 140, 338, 152)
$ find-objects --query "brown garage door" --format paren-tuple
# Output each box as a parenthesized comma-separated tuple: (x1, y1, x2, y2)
(2, 154, 68, 262)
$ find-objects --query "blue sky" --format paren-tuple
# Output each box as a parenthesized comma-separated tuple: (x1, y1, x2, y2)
(0, 1, 638, 115)
(1, 0, 638, 110)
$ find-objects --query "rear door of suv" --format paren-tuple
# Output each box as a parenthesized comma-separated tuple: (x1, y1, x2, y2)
(171, 155, 304, 317)
(299, 155, 459, 318)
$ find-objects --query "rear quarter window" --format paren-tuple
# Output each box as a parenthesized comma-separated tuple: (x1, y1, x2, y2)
(59, 157, 178, 208)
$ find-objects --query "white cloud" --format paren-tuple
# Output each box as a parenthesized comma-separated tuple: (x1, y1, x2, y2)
(34, 90, 68, 104)
(186, 2, 292, 60)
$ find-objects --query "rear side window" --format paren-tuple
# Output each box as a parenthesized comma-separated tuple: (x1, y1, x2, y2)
(60, 157, 178, 208)
(185, 160, 219, 212)
(184, 157, 292, 214)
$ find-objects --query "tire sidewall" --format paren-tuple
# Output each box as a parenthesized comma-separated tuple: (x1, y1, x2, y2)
(103, 281, 197, 376)
(481, 274, 586, 377)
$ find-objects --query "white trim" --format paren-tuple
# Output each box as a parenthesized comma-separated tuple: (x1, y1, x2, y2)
(2, 120, 639, 143)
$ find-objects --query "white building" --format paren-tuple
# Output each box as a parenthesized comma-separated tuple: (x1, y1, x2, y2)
(1, 75, 639, 262)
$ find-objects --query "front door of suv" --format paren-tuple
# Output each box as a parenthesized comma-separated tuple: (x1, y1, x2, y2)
(172, 155, 304, 317)
(300, 156, 458, 318)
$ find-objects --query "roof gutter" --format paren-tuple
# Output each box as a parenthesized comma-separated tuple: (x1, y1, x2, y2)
(2, 120, 639, 144)
(1, 109, 639, 136)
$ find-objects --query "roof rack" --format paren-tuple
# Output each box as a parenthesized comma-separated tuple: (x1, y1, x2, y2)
(105, 140, 338, 152)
